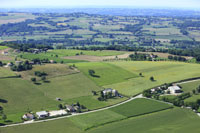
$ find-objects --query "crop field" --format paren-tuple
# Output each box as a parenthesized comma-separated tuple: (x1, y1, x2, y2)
(69, 98, 171, 130)
(88, 108, 200, 133)
(110, 98, 172, 117)
(75, 62, 138, 86)
(48, 50, 126, 57)
(104, 61, 200, 96)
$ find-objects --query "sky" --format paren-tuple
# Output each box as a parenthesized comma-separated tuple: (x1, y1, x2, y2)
(0, 0, 200, 9)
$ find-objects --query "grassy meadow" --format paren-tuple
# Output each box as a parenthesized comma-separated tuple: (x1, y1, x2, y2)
(20, 53, 86, 63)
(88, 108, 200, 133)
(0, 46, 8, 50)
(48, 50, 126, 57)
(104, 61, 200, 96)
(75, 62, 138, 86)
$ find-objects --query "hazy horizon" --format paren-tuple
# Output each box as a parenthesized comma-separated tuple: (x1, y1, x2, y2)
(0, 0, 200, 9)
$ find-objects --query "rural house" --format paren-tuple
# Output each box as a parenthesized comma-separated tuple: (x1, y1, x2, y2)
(167, 86, 182, 94)
(36, 111, 49, 119)
(66, 105, 76, 112)
(2, 51, 8, 55)
(103, 88, 119, 97)
(22, 113, 35, 120)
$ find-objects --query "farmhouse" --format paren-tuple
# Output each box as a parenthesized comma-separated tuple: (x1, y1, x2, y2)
(66, 105, 76, 112)
(22, 113, 34, 120)
(15, 61, 23, 66)
(36, 111, 49, 119)
(167, 86, 182, 94)
(103, 88, 119, 97)
(2, 51, 8, 55)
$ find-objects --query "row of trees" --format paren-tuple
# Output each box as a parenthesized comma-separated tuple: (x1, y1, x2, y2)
(11, 61, 32, 72)
(168, 55, 187, 62)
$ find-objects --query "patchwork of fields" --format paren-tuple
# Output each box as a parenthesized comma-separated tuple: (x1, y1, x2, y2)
(1, 49, 200, 132)
(104, 61, 200, 96)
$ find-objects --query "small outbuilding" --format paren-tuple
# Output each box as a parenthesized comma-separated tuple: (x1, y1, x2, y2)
(36, 111, 49, 119)
(66, 105, 76, 112)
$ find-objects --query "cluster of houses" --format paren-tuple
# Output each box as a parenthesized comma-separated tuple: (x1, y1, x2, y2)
(151, 85, 182, 95)
(28, 48, 48, 54)
(102, 88, 119, 97)
(22, 104, 82, 121)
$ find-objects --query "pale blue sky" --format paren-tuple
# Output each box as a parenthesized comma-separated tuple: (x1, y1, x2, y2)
(0, 0, 200, 8)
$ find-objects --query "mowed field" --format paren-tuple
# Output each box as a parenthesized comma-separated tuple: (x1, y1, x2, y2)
(48, 50, 126, 57)
(69, 98, 172, 130)
(180, 80, 200, 103)
(75, 62, 138, 86)
(104, 61, 200, 96)
(88, 108, 200, 133)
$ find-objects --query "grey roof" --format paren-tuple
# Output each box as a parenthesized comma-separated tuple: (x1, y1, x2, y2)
(36, 111, 48, 116)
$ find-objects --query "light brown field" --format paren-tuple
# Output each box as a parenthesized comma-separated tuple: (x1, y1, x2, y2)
(18, 64, 80, 80)
(62, 53, 132, 62)
(0, 13, 36, 25)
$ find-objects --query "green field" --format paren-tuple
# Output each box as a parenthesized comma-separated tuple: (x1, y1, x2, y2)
(19, 64, 78, 80)
(180, 80, 200, 93)
(20, 53, 86, 63)
(65, 96, 127, 110)
(104, 61, 200, 96)
(36, 73, 101, 101)
(0, 118, 83, 133)
(88, 108, 200, 133)
(179, 80, 200, 102)
(0, 67, 16, 78)
(75, 62, 138, 86)
(2, 107, 200, 133)
(0, 68, 102, 124)
(69, 98, 172, 130)
(0, 46, 8, 50)
(110, 98, 172, 117)
(48, 50, 126, 57)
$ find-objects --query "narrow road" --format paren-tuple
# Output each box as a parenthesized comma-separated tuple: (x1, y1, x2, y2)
(1, 94, 143, 128)
(177, 79, 200, 85)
